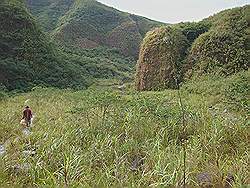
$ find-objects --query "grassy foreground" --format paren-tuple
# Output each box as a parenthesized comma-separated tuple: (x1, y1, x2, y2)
(0, 74, 249, 187)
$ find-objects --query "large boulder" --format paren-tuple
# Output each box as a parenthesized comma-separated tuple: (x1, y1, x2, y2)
(136, 27, 188, 91)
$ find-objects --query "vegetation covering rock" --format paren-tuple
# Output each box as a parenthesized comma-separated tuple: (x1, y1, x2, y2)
(136, 5, 250, 91)
(186, 5, 250, 77)
(136, 27, 188, 91)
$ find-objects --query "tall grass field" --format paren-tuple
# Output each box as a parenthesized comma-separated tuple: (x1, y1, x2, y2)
(0, 72, 249, 187)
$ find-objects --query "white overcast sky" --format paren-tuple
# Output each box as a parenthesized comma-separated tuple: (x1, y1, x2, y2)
(97, 0, 250, 23)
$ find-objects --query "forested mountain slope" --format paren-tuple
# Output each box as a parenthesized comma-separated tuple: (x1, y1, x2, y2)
(26, 0, 165, 57)
(0, 0, 135, 91)
(0, 0, 86, 90)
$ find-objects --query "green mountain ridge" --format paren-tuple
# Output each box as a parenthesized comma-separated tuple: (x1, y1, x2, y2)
(26, 0, 75, 31)
(0, 0, 135, 91)
(0, 0, 77, 90)
(26, 0, 165, 57)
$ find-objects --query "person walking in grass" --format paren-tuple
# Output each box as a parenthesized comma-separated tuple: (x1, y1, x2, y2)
(22, 106, 33, 127)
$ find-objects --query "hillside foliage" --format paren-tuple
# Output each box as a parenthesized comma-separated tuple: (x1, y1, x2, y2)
(0, 1, 249, 187)
(136, 5, 250, 91)
(187, 5, 250, 77)
(0, 0, 86, 91)
(26, 0, 74, 31)
(0, 0, 136, 91)
(26, 0, 164, 57)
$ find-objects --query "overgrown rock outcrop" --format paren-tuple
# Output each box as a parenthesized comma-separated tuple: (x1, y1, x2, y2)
(136, 27, 188, 91)
(136, 5, 250, 91)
